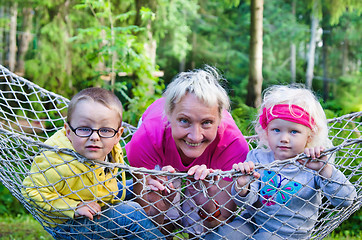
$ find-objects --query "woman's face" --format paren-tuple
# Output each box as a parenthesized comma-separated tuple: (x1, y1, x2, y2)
(167, 93, 221, 163)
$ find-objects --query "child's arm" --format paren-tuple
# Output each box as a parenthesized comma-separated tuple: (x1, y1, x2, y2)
(232, 161, 260, 197)
(299, 146, 332, 178)
(132, 165, 177, 227)
(22, 153, 83, 219)
(300, 146, 357, 207)
(186, 165, 239, 229)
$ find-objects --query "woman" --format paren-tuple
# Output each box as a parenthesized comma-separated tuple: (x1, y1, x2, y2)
(126, 66, 250, 239)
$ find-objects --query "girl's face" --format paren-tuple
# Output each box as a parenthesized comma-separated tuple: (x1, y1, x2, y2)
(65, 100, 123, 161)
(167, 93, 221, 164)
(267, 119, 311, 160)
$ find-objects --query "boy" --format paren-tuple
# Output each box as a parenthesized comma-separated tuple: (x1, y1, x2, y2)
(22, 87, 163, 240)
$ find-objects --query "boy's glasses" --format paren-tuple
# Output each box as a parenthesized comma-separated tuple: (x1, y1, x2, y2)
(68, 124, 118, 138)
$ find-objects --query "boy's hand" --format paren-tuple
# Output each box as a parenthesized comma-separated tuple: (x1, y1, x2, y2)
(74, 201, 101, 220)
(299, 147, 332, 178)
(233, 161, 260, 197)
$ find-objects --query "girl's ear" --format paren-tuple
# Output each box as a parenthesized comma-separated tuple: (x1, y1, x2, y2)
(307, 133, 313, 144)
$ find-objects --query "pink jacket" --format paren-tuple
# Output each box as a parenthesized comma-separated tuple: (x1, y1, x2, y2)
(126, 98, 249, 179)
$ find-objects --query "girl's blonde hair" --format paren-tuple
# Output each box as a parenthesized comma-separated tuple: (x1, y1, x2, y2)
(163, 65, 230, 117)
(255, 84, 331, 150)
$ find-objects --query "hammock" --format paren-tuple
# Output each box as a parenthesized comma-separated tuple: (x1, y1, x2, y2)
(0, 64, 361, 240)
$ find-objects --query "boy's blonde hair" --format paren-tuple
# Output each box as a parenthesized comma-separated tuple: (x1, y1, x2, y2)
(255, 84, 332, 150)
(163, 65, 230, 117)
(67, 87, 123, 125)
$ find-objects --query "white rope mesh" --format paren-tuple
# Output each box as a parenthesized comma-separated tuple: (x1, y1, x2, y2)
(0, 64, 361, 240)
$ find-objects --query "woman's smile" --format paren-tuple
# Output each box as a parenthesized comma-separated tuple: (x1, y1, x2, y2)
(167, 93, 220, 161)
(184, 140, 203, 147)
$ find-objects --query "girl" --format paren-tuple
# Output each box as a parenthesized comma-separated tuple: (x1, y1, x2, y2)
(232, 85, 356, 240)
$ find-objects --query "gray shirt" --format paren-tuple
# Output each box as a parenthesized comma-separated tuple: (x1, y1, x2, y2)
(232, 150, 357, 239)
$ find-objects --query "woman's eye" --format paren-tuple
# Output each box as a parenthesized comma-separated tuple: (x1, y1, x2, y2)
(179, 118, 189, 124)
(202, 120, 213, 126)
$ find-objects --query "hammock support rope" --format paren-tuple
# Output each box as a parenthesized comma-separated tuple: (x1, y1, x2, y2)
(0, 65, 361, 239)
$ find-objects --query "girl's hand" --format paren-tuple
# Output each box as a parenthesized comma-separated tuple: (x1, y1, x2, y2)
(298, 147, 332, 178)
(74, 201, 101, 220)
(187, 164, 215, 180)
(233, 161, 260, 197)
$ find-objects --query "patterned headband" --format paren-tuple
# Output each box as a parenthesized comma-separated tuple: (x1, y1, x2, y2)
(259, 104, 315, 129)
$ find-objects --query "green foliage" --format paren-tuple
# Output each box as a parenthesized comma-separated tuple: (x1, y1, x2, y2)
(326, 209, 362, 239)
(124, 74, 164, 126)
(230, 100, 258, 137)
(153, 0, 198, 62)
(262, 0, 309, 85)
(323, 73, 362, 114)
(0, 184, 26, 216)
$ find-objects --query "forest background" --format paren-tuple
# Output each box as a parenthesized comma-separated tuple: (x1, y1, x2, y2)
(0, 0, 361, 239)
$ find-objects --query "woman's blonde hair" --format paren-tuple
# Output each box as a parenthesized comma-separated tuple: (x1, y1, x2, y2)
(255, 84, 331, 150)
(163, 65, 230, 117)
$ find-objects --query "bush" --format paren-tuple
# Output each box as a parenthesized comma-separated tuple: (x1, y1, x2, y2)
(0, 184, 26, 216)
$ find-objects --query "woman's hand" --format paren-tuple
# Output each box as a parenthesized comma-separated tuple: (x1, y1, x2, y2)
(74, 201, 101, 220)
(233, 161, 260, 197)
(146, 165, 175, 192)
(186, 164, 219, 204)
(299, 147, 332, 178)
(187, 164, 215, 180)
(144, 165, 177, 211)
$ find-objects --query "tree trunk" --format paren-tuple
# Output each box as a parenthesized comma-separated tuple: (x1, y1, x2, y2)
(322, 31, 329, 101)
(61, 0, 73, 89)
(142, 21, 156, 95)
(246, 0, 263, 108)
(305, 11, 318, 89)
(191, 32, 196, 69)
(341, 38, 349, 76)
(0, 6, 4, 64)
(179, 57, 185, 72)
(16, 7, 34, 75)
(9, 2, 18, 72)
(290, 0, 296, 83)
(321, 7, 330, 102)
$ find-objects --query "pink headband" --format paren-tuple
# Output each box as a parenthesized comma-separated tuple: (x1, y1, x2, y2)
(259, 104, 315, 129)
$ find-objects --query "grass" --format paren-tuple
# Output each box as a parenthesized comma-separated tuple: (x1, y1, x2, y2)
(0, 214, 360, 240)
(0, 215, 52, 240)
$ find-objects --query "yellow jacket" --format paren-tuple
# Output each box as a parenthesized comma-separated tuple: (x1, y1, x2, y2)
(22, 128, 126, 225)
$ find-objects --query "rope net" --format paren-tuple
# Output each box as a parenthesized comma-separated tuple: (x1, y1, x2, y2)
(0, 64, 361, 240)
